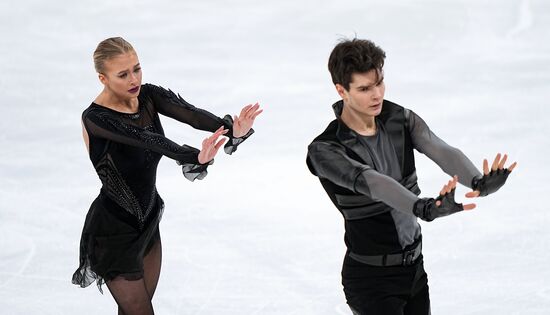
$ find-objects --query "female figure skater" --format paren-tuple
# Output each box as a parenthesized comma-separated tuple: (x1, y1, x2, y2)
(72, 37, 262, 314)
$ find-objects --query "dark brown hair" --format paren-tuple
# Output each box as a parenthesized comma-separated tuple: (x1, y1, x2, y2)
(328, 38, 386, 90)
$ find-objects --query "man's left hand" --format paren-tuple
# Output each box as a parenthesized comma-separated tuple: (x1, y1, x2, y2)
(466, 153, 517, 198)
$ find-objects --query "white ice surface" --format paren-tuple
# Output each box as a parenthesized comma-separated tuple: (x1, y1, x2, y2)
(0, 0, 549, 314)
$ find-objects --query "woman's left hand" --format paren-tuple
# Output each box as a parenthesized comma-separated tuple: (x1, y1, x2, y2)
(232, 102, 263, 138)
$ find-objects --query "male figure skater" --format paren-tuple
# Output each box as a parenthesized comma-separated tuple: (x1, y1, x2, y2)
(306, 38, 516, 315)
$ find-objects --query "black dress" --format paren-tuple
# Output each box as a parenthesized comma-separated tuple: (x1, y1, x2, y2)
(72, 84, 252, 292)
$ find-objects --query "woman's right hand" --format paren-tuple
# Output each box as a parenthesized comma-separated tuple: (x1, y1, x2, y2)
(198, 126, 228, 164)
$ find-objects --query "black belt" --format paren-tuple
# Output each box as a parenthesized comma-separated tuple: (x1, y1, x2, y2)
(349, 241, 422, 267)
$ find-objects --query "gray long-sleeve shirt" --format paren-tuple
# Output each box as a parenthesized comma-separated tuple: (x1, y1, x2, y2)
(308, 104, 482, 249)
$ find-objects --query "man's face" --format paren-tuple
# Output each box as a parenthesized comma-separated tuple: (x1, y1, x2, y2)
(336, 69, 385, 117)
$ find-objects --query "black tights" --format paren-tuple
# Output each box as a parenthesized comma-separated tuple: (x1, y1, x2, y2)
(106, 237, 162, 315)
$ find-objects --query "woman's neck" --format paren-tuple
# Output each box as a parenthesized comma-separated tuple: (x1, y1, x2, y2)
(95, 89, 138, 113)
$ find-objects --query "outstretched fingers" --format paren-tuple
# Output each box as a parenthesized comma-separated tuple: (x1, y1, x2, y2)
(199, 127, 229, 164)
(205, 128, 225, 145)
(440, 176, 457, 195)
(244, 103, 262, 120)
(232, 103, 263, 138)
(499, 153, 518, 172)
(209, 128, 228, 148)
(214, 126, 229, 137)
(251, 108, 263, 120)
(491, 153, 502, 171)
(465, 190, 480, 198)
(437, 177, 456, 206)
(213, 137, 227, 150)
(446, 176, 476, 210)
(499, 153, 517, 172)
(239, 104, 253, 118)
(437, 176, 476, 210)
(245, 102, 258, 113)
(498, 154, 508, 169)
(450, 176, 458, 192)
(485, 152, 518, 173)
(439, 181, 448, 196)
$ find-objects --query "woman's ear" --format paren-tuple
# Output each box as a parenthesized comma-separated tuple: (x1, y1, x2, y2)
(98, 73, 107, 85)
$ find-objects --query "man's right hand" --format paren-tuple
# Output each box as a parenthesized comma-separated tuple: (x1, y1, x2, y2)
(413, 176, 476, 222)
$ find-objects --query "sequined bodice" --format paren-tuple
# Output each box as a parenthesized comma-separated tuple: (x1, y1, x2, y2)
(85, 95, 164, 228)
(81, 84, 251, 227)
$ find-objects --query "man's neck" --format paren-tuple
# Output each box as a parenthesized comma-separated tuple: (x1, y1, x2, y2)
(340, 103, 377, 136)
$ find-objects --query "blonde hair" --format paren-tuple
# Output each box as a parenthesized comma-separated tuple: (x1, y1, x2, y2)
(93, 37, 135, 73)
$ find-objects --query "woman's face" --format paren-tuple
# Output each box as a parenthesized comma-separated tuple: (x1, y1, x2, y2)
(99, 51, 142, 100)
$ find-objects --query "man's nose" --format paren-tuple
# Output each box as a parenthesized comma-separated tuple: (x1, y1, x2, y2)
(372, 86, 382, 99)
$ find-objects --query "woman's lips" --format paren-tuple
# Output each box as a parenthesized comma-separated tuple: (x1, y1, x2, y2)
(128, 86, 140, 94)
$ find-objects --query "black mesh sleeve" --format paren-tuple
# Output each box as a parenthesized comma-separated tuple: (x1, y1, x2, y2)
(84, 109, 201, 165)
(143, 84, 253, 154)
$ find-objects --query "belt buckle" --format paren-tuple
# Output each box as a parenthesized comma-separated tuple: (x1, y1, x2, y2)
(402, 249, 415, 266)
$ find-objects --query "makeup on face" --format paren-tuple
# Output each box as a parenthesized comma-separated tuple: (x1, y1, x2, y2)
(128, 86, 140, 94)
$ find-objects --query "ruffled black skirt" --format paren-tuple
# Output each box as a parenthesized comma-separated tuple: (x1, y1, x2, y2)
(72, 193, 163, 293)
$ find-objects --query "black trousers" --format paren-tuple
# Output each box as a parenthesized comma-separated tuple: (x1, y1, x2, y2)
(342, 254, 430, 315)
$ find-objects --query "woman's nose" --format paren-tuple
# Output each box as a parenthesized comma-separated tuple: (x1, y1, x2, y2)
(129, 72, 137, 84)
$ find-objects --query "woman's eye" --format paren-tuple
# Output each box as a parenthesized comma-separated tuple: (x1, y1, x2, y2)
(134, 68, 141, 73)
(119, 73, 127, 78)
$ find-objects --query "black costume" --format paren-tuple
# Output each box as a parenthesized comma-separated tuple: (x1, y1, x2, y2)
(307, 100, 481, 314)
(72, 84, 252, 292)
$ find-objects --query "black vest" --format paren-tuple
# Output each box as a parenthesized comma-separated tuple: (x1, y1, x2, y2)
(307, 100, 421, 220)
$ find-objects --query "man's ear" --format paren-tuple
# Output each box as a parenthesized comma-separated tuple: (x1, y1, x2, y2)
(335, 84, 348, 100)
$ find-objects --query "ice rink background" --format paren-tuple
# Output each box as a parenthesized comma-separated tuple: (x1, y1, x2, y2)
(0, 0, 549, 314)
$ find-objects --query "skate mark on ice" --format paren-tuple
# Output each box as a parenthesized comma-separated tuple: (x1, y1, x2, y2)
(537, 287, 550, 301)
(178, 266, 223, 315)
(0, 229, 36, 288)
(507, 0, 533, 37)
(250, 301, 272, 315)
(195, 274, 222, 315)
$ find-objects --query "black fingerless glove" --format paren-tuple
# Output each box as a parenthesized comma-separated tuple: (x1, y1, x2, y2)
(471, 169, 511, 197)
(413, 189, 464, 222)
